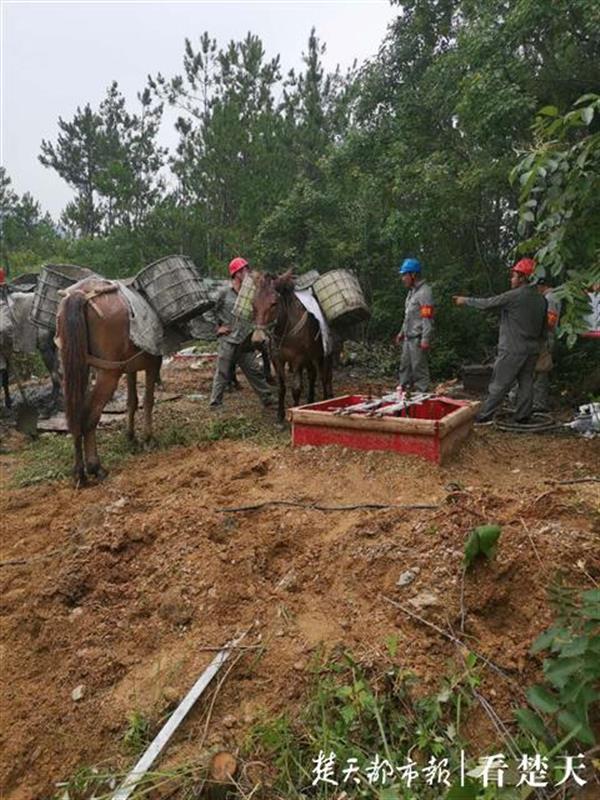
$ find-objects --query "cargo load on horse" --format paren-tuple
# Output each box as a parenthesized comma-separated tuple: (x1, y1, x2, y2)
(251, 270, 334, 423)
(55, 256, 209, 485)
(0, 282, 60, 409)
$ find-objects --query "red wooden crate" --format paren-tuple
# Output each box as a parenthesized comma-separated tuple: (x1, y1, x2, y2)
(288, 394, 478, 464)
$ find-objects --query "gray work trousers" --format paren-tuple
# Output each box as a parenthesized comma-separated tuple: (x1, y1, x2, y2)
(532, 371, 551, 411)
(399, 338, 430, 392)
(477, 351, 537, 422)
(210, 339, 271, 406)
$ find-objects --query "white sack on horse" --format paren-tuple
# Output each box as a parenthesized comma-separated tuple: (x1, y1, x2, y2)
(117, 282, 187, 356)
(294, 289, 333, 356)
(0, 292, 38, 354)
(117, 282, 164, 356)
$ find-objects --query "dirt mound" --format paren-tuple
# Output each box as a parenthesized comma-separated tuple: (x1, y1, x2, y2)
(1, 372, 599, 798)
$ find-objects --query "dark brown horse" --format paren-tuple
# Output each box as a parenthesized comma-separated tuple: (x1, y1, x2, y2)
(56, 277, 161, 486)
(251, 271, 333, 422)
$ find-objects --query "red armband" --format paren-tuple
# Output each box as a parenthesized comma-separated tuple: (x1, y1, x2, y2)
(547, 311, 558, 329)
(420, 305, 434, 319)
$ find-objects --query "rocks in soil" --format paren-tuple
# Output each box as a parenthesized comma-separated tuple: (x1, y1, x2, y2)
(158, 590, 193, 626)
(276, 568, 298, 592)
(397, 567, 420, 587)
(408, 590, 439, 610)
(71, 684, 85, 702)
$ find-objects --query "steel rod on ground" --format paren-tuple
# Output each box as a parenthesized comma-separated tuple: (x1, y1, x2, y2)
(112, 630, 248, 800)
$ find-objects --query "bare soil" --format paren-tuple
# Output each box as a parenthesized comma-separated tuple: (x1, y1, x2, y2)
(1, 360, 599, 799)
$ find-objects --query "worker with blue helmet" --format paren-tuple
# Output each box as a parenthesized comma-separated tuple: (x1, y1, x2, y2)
(395, 258, 434, 391)
(399, 258, 422, 275)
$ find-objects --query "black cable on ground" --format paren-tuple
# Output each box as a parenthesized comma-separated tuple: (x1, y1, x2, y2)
(493, 412, 560, 433)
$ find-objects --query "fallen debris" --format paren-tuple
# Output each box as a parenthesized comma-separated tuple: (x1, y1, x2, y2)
(36, 412, 125, 433)
(383, 596, 517, 687)
(221, 500, 438, 513)
(396, 568, 419, 587)
(408, 589, 439, 610)
(112, 630, 247, 800)
(71, 685, 85, 702)
(206, 751, 238, 799)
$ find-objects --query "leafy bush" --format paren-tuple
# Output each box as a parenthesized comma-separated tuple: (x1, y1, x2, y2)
(516, 586, 600, 747)
(463, 525, 502, 570)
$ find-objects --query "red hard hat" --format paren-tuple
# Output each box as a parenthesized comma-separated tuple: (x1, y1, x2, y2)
(228, 257, 249, 277)
(512, 258, 536, 277)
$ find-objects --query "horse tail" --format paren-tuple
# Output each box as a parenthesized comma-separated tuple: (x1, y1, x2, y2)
(57, 291, 89, 437)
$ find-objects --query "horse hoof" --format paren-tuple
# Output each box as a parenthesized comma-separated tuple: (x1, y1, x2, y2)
(73, 471, 87, 488)
(87, 463, 108, 481)
(126, 434, 139, 451)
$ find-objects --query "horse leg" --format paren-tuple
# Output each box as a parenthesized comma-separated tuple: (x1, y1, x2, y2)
(126, 372, 138, 443)
(83, 370, 120, 480)
(321, 355, 333, 399)
(262, 342, 275, 385)
(73, 435, 86, 487)
(39, 333, 61, 404)
(307, 362, 317, 404)
(291, 364, 303, 408)
(143, 359, 161, 444)
(1, 368, 11, 409)
(276, 361, 286, 424)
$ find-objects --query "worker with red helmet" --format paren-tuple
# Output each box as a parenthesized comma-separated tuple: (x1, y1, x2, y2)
(453, 258, 547, 423)
(206, 257, 272, 409)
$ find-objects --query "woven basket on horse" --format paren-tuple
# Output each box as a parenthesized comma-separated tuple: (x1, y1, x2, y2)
(31, 264, 97, 331)
(133, 255, 211, 326)
(312, 269, 370, 328)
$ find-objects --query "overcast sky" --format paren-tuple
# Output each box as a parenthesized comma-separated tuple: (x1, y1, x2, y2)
(1, 0, 398, 218)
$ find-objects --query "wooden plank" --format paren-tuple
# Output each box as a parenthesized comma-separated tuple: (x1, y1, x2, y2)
(112, 631, 247, 800)
(289, 408, 436, 434)
(437, 402, 478, 436)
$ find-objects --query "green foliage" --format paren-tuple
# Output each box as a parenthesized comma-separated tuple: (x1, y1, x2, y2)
(0, 167, 61, 275)
(516, 585, 600, 747)
(246, 650, 479, 799)
(463, 525, 502, 569)
(12, 431, 132, 487)
(122, 709, 152, 755)
(53, 765, 117, 800)
(204, 415, 259, 442)
(5, 4, 600, 384)
(512, 94, 600, 345)
(39, 81, 166, 238)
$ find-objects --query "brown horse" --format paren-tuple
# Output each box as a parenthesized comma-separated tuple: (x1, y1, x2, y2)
(56, 277, 161, 486)
(251, 271, 333, 422)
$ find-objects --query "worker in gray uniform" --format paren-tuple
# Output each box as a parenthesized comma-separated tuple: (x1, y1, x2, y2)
(532, 276, 561, 411)
(395, 258, 434, 392)
(207, 257, 272, 409)
(453, 258, 547, 423)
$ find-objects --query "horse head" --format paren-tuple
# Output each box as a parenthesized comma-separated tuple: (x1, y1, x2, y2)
(251, 270, 294, 344)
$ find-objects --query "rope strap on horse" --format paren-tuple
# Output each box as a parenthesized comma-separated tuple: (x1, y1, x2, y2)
(86, 350, 144, 371)
(286, 309, 308, 339)
(60, 281, 119, 319)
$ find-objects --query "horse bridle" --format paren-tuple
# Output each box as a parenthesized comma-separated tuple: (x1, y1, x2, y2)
(256, 290, 311, 345)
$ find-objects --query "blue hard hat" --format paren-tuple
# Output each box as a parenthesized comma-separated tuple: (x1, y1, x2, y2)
(399, 258, 422, 275)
